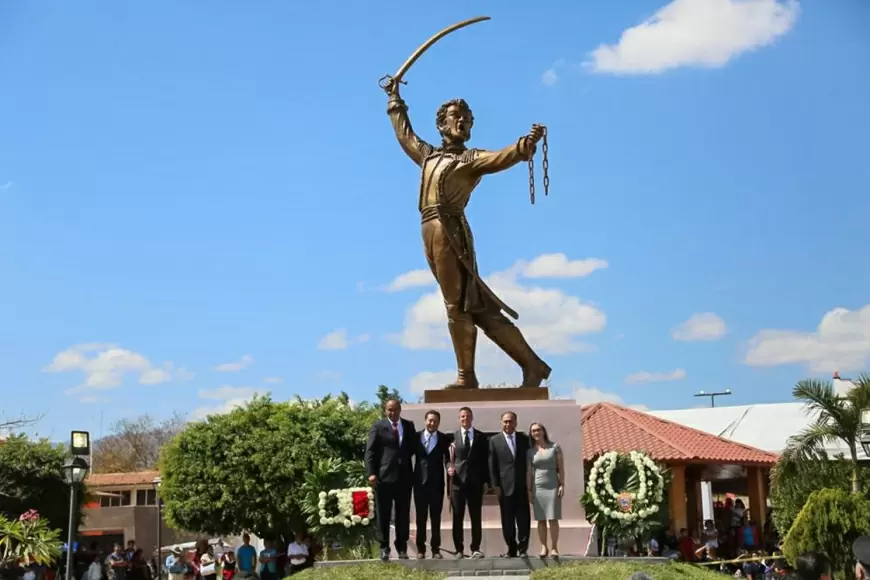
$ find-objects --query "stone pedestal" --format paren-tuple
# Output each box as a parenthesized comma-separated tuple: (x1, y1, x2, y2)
(401, 394, 594, 556)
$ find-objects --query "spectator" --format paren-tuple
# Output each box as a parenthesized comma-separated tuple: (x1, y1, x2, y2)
(258, 540, 278, 580)
(854, 536, 870, 580)
(197, 554, 216, 580)
(792, 552, 831, 580)
(677, 528, 695, 562)
(125, 542, 137, 563)
(106, 544, 129, 580)
(286, 532, 310, 576)
(235, 535, 257, 577)
(218, 550, 236, 580)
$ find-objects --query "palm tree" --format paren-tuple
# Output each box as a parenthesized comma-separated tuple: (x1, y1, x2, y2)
(782, 373, 870, 493)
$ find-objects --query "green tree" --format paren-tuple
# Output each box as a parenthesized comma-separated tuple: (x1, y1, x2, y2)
(770, 451, 870, 534)
(782, 374, 870, 493)
(782, 488, 870, 579)
(159, 395, 381, 537)
(0, 435, 84, 538)
(375, 385, 403, 408)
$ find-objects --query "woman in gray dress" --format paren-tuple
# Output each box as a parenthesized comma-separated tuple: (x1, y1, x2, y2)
(527, 422, 564, 557)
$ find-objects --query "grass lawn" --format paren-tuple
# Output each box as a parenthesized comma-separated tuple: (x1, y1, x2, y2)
(290, 564, 444, 580)
(288, 561, 723, 580)
(531, 561, 724, 579)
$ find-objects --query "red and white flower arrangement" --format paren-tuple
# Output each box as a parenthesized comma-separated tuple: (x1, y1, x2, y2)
(317, 488, 374, 528)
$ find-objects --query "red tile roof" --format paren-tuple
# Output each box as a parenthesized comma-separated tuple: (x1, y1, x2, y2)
(86, 470, 160, 487)
(582, 403, 779, 466)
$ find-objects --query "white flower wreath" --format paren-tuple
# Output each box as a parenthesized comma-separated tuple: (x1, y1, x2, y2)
(587, 450, 665, 522)
(317, 487, 375, 528)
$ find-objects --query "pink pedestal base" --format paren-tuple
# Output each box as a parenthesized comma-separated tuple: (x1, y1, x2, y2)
(401, 399, 595, 556)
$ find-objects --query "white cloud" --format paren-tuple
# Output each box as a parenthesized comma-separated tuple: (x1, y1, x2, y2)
(672, 312, 727, 341)
(392, 255, 607, 355)
(520, 254, 608, 279)
(586, 0, 799, 75)
(384, 269, 435, 292)
(625, 368, 687, 384)
(214, 354, 253, 372)
(409, 370, 458, 395)
(45, 343, 177, 393)
(140, 367, 172, 385)
(744, 304, 870, 373)
(317, 329, 369, 351)
(190, 385, 266, 421)
(542, 68, 559, 87)
(263, 376, 283, 384)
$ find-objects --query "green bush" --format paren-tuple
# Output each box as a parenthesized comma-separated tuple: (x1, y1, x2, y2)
(782, 488, 870, 580)
(290, 564, 444, 580)
(770, 452, 870, 534)
(531, 562, 721, 580)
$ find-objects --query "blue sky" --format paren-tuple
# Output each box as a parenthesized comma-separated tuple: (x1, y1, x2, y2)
(2, 0, 869, 440)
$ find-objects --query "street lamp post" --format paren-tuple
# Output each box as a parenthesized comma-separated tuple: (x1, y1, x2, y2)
(694, 389, 732, 408)
(153, 477, 162, 580)
(62, 456, 89, 580)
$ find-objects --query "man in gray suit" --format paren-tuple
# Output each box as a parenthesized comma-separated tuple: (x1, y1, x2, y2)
(488, 411, 531, 558)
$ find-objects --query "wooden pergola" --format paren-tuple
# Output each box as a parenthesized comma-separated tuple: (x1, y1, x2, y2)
(582, 403, 779, 533)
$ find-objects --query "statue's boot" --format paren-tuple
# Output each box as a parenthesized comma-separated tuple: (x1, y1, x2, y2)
(445, 313, 479, 389)
(483, 322, 552, 388)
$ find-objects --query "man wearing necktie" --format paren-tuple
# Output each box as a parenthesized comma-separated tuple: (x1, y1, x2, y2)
(365, 398, 417, 561)
(488, 411, 531, 558)
(447, 406, 489, 559)
(412, 410, 449, 559)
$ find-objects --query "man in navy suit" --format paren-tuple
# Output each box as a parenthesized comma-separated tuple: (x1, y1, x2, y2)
(365, 398, 417, 561)
(413, 410, 449, 559)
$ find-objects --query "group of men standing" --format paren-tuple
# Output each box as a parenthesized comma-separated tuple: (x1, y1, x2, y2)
(364, 399, 531, 561)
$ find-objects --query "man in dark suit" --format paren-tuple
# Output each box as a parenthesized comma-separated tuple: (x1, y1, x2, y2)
(365, 398, 416, 561)
(447, 406, 489, 559)
(412, 410, 449, 559)
(488, 410, 531, 558)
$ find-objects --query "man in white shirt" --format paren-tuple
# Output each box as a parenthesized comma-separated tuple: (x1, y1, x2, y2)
(447, 406, 488, 559)
(286, 532, 310, 575)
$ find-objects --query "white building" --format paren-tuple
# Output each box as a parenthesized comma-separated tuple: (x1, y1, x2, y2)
(651, 373, 866, 459)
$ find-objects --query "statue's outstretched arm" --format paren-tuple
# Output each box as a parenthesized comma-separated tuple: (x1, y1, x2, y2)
(386, 87, 433, 167)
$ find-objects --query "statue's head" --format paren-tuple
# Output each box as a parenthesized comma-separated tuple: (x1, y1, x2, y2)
(436, 98, 474, 147)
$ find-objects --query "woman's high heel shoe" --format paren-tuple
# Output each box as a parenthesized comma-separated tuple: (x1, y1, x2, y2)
(539, 548, 549, 559)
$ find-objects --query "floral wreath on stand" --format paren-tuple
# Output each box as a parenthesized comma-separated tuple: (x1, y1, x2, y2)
(582, 450, 668, 544)
(317, 488, 374, 529)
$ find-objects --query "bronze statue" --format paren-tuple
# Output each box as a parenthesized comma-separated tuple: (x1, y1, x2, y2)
(380, 17, 552, 390)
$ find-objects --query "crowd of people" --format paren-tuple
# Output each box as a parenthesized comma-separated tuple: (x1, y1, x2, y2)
(365, 401, 566, 560)
(24, 533, 314, 580)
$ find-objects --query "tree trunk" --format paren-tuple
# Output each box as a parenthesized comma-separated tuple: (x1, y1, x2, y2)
(850, 444, 861, 494)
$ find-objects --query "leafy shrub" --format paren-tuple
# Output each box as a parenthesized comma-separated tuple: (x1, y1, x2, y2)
(160, 395, 381, 536)
(531, 562, 721, 580)
(782, 488, 870, 580)
(770, 452, 870, 534)
(0, 511, 63, 568)
(291, 564, 444, 580)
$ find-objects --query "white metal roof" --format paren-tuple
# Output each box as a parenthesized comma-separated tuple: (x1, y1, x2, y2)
(650, 399, 867, 460)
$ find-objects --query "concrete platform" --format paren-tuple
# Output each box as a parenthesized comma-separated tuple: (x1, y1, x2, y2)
(315, 556, 669, 575)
